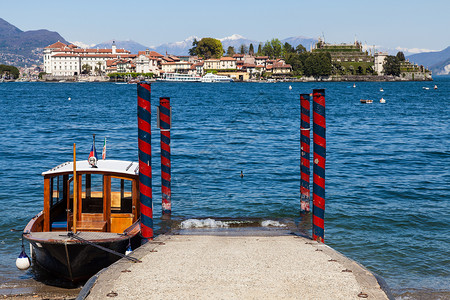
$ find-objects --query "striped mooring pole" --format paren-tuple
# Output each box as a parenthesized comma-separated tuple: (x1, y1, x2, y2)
(158, 97, 172, 215)
(312, 89, 326, 243)
(137, 82, 153, 240)
(300, 94, 311, 213)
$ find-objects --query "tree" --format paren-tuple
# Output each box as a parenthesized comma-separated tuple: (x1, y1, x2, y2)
(303, 52, 331, 77)
(282, 42, 295, 57)
(226, 46, 235, 57)
(239, 44, 248, 54)
(96, 62, 103, 75)
(249, 43, 254, 55)
(270, 39, 282, 58)
(284, 52, 304, 76)
(383, 56, 400, 76)
(0, 64, 20, 79)
(262, 41, 273, 58)
(81, 64, 92, 75)
(189, 38, 199, 56)
(396, 51, 405, 61)
(257, 43, 262, 56)
(196, 38, 224, 59)
(295, 44, 307, 54)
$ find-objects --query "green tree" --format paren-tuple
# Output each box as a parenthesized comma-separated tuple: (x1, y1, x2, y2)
(249, 43, 254, 55)
(257, 43, 262, 56)
(282, 42, 295, 57)
(196, 38, 224, 59)
(284, 52, 304, 76)
(383, 56, 400, 76)
(295, 44, 307, 54)
(81, 64, 92, 75)
(303, 52, 331, 77)
(0, 64, 20, 79)
(226, 46, 235, 57)
(396, 51, 405, 61)
(239, 44, 248, 54)
(262, 41, 273, 57)
(270, 38, 282, 58)
(189, 38, 199, 56)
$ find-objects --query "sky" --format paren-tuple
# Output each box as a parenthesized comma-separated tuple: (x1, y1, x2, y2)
(2, 0, 449, 53)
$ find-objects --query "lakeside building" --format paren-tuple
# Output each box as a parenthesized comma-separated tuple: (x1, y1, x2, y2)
(43, 41, 135, 76)
(312, 38, 372, 63)
(374, 52, 389, 74)
(40, 42, 296, 80)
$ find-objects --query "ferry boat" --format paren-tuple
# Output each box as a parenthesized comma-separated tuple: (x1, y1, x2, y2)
(201, 73, 233, 83)
(23, 157, 141, 282)
(157, 73, 201, 82)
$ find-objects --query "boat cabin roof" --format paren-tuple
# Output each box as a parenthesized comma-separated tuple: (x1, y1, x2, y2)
(42, 160, 139, 177)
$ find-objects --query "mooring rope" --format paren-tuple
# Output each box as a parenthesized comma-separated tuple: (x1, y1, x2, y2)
(65, 232, 141, 263)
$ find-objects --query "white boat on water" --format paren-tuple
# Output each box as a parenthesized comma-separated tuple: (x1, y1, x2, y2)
(201, 73, 233, 83)
(157, 73, 201, 82)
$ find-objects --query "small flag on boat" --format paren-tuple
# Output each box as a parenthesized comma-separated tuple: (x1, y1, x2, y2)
(102, 137, 106, 160)
(88, 135, 98, 167)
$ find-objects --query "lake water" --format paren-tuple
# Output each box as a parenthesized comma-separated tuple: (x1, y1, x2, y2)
(0, 78, 448, 299)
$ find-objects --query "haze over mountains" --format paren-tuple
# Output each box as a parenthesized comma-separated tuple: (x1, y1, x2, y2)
(1, 17, 449, 74)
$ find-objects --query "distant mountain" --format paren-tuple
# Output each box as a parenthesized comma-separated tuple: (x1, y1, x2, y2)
(407, 46, 450, 75)
(151, 36, 198, 56)
(146, 34, 318, 56)
(0, 18, 68, 66)
(93, 39, 149, 54)
(219, 34, 259, 52)
(281, 36, 317, 50)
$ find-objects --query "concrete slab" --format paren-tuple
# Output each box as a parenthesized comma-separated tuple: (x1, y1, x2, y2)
(81, 231, 391, 300)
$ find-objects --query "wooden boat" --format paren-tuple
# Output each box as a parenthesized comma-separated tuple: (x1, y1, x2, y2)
(360, 99, 373, 104)
(23, 159, 141, 282)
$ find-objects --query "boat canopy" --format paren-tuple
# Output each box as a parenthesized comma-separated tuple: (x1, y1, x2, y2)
(42, 160, 139, 177)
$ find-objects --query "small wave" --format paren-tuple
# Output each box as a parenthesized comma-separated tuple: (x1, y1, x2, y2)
(180, 218, 288, 229)
(261, 220, 287, 227)
(180, 218, 230, 228)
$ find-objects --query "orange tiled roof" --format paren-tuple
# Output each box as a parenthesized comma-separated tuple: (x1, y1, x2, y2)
(45, 41, 68, 49)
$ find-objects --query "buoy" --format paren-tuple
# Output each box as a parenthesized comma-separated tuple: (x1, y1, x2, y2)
(68, 97, 71, 101)
(380, 98, 386, 103)
(16, 237, 31, 270)
(289, 85, 292, 90)
(125, 239, 132, 255)
(434, 85, 437, 89)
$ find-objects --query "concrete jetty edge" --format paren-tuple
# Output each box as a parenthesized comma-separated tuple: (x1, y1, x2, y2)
(77, 231, 394, 300)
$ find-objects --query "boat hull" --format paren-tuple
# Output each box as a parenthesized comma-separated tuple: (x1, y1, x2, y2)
(25, 227, 141, 282)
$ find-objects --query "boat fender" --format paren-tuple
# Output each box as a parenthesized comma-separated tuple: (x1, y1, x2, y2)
(125, 239, 132, 255)
(16, 236, 31, 270)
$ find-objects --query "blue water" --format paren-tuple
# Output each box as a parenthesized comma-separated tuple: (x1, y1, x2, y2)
(0, 79, 449, 298)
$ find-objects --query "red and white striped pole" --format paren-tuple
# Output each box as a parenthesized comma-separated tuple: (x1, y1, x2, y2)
(158, 97, 171, 215)
(137, 82, 153, 240)
(300, 93, 311, 213)
(312, 89, 326, 243)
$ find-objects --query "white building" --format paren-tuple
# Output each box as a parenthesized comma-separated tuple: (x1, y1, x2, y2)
(374, 52, 388, 75)
(43, 41, 134, 76)
(135, 50, 163, 75)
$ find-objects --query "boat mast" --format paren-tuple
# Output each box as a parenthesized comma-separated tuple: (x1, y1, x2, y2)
(73, 143, 77, 233)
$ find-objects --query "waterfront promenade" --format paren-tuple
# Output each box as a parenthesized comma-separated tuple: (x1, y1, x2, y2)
(80, 228, 391, 300)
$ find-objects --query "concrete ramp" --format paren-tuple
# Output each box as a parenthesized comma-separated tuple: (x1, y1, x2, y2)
(82, 230, 391, 299)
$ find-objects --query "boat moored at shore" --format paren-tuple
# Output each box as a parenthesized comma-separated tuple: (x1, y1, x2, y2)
(23, 159, 142, 282)
(156, 73, 201, 82)
(201, 73, 233, 83)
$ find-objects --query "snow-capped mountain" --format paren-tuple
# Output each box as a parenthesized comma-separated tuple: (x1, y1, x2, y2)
(90, 34, 318, 56)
